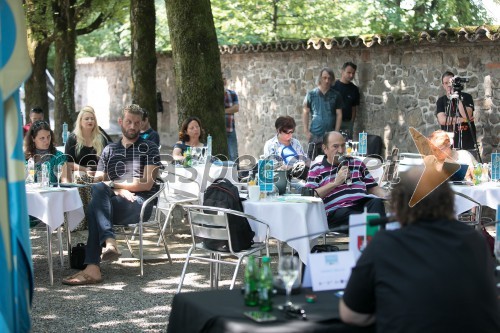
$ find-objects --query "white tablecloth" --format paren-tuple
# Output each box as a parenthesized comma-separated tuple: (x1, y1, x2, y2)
(243, 197, 329, 264)
(452, 182, 500, 215)
(26, 187, 84, 231)
(164, 162, 239, 197)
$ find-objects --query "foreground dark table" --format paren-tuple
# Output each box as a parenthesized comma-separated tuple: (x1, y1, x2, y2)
(167, 288, 375, 333)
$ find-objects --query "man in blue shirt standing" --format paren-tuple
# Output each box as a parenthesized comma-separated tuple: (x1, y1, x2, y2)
(303, 67, 343, 160)
(224, 76, 239, 161)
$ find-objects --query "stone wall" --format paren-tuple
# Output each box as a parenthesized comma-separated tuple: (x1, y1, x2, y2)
(75, 30, 500, 161)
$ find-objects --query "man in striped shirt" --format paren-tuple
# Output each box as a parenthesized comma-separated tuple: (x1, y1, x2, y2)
(305, 131, 387, 229)
(63, 104, 161, 286)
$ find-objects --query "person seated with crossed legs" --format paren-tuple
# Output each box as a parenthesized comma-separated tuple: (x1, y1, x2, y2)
(62, 104, 161, 286)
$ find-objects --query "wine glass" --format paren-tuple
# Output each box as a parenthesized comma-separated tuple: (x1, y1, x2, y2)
(56, 164, 63, 187)
(278, 255, 300, 310)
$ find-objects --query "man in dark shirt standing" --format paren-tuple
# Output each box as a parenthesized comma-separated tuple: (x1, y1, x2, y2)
(435, 71, 477, 152)
(63, 104, 161, 286)
(332, 62, 360, 140)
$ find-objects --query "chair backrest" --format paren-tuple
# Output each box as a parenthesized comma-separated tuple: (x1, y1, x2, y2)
(381, 147, 400, 185)
(188, 209, 230, 241)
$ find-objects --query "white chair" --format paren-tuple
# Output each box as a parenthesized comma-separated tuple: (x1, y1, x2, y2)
(177, 204, 270, 293)
(454, 191, 482, 228)
(115, 178, 172, 276)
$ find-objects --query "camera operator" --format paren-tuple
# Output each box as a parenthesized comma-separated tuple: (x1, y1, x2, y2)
(435, 71, 477, 153)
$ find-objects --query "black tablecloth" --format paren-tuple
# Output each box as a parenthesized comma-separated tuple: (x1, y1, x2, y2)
(167, 288, 375, 333)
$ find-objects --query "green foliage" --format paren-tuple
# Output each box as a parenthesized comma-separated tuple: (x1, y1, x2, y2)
(71, 0, 495, 57)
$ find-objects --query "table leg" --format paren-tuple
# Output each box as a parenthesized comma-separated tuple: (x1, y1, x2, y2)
(46, 225, 54, 286)
(65, 213, 72, 267)
(58, 227, 64, 266)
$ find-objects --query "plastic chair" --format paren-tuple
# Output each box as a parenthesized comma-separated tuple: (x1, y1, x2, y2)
(115, 178, 172, 276)
(177, 204, 270, 293)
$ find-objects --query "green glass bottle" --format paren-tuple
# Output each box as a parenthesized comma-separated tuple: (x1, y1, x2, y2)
(258, 256, 273, 312)
(244, 255, 259, 307)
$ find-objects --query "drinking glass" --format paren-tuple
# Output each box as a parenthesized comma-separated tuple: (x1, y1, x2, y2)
(56, 164, 63, 187)
(278, 255, 300, 310)
(192, 147, 202, 166)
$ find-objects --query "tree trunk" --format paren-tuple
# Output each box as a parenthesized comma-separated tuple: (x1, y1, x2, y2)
(131, 0, 157, 130)
(165, 0, 227, 156)
(53, 0, 77, 145)
(24, 39, 51, 122)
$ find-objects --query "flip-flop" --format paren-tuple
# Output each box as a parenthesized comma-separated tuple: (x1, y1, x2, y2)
(101, 245, 122, 262)
(62, 271, 103, 286)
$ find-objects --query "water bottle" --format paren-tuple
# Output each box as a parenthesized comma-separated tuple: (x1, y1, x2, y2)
(62, 122, 68, 145)
(206, 134, 212, 162)
(258, 256, 273, 312)
(41, 162, 50, 188)
(26, 158, 35, 184)
(495, 205, 500, 261)
(244, 255, 259, 307)
(247, 170, 256, 186)
(183, 147, 192, 167)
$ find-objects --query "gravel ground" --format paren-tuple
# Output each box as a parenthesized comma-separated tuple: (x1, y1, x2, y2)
(30, 213, 252, 333)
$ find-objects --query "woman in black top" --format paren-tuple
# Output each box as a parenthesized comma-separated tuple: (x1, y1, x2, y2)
(65, 106, 108, 177)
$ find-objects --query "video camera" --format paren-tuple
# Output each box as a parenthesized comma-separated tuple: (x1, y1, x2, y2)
(451, 76, 469, 92)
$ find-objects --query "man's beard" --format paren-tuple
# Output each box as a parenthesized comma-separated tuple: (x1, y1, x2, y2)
(122, 127, 139, 140)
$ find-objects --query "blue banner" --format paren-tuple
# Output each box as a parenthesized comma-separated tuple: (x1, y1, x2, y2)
(0, 0, 34, 332)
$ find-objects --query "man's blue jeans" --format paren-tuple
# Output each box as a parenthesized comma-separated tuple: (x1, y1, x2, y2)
(226, 130, 239, 161)
(84, 182, 151, 265)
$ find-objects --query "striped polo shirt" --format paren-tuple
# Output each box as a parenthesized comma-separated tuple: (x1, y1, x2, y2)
(305, 156, 377, 215)
(97, 137, 161, 198)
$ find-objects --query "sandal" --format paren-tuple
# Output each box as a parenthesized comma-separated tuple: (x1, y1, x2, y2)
(62, 271, 103, 286)
(101, 245, 122, 262)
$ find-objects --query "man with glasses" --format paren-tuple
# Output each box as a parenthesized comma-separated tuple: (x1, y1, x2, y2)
(304, 131, 387, 229)
(303, 68, 343, 160)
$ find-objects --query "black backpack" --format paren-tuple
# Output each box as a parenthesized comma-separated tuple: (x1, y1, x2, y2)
(202, 178, 255, 252)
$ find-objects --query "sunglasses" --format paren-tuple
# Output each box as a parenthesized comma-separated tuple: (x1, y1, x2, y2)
(281, 129, 294, 135)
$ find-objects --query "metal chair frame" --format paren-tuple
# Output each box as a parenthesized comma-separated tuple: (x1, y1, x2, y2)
(115, 178, 173, 276)
(177, 204, 270, 293)
(156, 169, 202, 245)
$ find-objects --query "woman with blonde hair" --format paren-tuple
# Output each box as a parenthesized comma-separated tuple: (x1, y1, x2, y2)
(65, 106, 109, 176)
(428, 130, 476, 181)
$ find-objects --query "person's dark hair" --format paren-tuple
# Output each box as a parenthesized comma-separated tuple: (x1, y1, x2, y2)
(342, 62, 357, 71)
(441, 71, 455, 83)
(178, 116, 205, 142)
(24, 120, 56, 159)
(316, 67, 335, 85)
(142, 108, 149, 121)
(30, 107, 43, 115)
(275, 116, 296, 132)
(390, 167, 455, 226)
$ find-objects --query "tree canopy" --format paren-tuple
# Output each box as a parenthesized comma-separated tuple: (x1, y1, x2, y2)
(76, 0, 494, 58)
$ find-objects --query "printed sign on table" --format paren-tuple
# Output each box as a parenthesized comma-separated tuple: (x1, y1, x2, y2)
(308, 251, 355, 291)
(258, 159, 274, 192)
